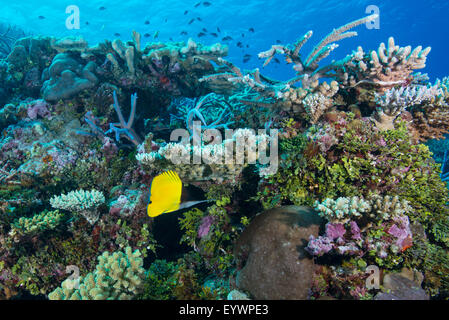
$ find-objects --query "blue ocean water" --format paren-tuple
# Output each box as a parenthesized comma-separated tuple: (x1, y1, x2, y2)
(1, 0, 448, 82)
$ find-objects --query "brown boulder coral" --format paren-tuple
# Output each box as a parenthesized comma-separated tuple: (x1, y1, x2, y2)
(234, 206, 323, 299)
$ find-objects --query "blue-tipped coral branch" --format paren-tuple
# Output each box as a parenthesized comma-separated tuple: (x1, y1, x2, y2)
(77, 91, 142, 146)
(105, 91, 142, 146)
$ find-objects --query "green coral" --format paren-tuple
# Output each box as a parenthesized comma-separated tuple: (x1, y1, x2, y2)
(48, 246, 145, 300)
(9, 210, 63, 236)
(179, 196, 238, 275)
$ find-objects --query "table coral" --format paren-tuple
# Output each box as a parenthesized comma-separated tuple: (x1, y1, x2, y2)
(50, 189, 105, 224)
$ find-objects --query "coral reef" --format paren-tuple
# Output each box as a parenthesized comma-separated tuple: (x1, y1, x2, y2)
(0, 12, 448, 301)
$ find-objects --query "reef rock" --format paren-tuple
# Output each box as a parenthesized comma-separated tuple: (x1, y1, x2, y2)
(375, 270, 429, 300)
(234, 205, 323, 299)
(41, 53, 98, 101)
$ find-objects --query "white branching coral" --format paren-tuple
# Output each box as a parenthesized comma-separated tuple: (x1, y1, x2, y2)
(314, 196, 372, 223)
(315, 195, 412, 223)
(340, 37, 431, 92)
(375, 84, 444, 108)
(50, 189, 105, 224)
(136, 129, 276, 181)
(303, 92, 334, 124)
(370, 195, 412, 220)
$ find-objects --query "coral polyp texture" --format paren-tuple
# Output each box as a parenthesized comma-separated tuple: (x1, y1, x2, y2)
(50, 189, 105, 224)
(0, 9, 448, 302)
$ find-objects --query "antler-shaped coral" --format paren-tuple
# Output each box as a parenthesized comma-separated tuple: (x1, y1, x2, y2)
(258, 14, 378, 88)
(185, 93, 234, 133)
(106, 91, 142, 146)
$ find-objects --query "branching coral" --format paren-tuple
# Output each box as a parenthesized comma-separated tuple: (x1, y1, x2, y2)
(315, 195, 412, 224)
(0, 162, 20, 185)
(9, 210, 63, 237)
(105, 91, 142, 146)
(258, 14, 378, 89)
(50, 189, 105, 224)
(172, 93, 235, 134)
(48, 246, 145, 300)
(308, 195, 414, 263)
(337, 37, 431, 92)
(136, 128, 274, 182)
(314, 196, 372, 223)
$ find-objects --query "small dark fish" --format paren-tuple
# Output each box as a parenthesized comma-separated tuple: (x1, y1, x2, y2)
(249, 27, 255, 33)
(203, 1, 212, 6)
(243, 57, 251, 63)
(85, 21, 89, 25)
(165, 18, 168, 23)
(244, 54, 251, 58)
(241, 33, 245, 38)
(180, 31, 188, 36)
(144, 20, 150, 25)
(236, 42, 243, 48)
(188, 18, 195, 25)
(194, 2, 201, 7)
(169, 37, 174, 41)
(114, 33, 121, 37)
(196, 17, 202, 21)
(276, 39, 282, 44)
(222, 36, 233, 41)
(38, 16, 45, 20)
(99, 6, 106, 11)
(202, 28, 208, 33)
(154, 31, 159, 39)
(210, 32, 218, 37)
(246, 45, 249, 48)
(144, 33, 151, 38)
(217, 27, 221, 33)
(197, 32, 206, 38)
(274, 58, 280, 64)
(184, 10, 189, 15)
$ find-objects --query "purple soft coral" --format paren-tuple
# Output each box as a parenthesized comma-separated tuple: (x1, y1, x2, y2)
(198, 215, 215, 239)
(306, 235, 334, 256)
(27, 99, 51, 120)
(325, 223, 346, 240)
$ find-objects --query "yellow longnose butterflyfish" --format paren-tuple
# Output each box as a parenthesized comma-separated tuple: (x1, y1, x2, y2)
(147, 170, 212, 217)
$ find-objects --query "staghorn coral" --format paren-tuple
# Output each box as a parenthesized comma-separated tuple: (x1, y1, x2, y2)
(258, 14, 378, 89)
(105, 91, 142, 146)
(48, 246, 145, 300)
(50, 189, 105, 225)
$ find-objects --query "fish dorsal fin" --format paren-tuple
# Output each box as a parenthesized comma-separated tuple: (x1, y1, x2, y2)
(150, 170, 182, 201)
